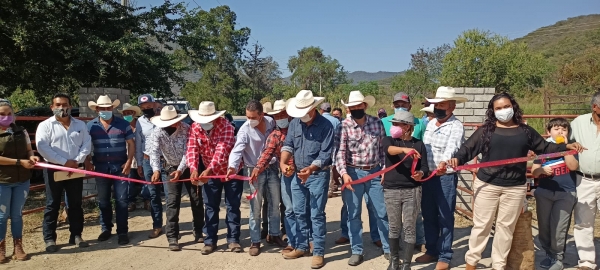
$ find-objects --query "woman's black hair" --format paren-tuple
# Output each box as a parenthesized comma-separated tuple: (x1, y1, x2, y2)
(480, 92, 530, 158)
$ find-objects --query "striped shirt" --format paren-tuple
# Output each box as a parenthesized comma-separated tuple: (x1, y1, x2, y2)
(423, 115, 464, 173)
(87, 116, 134, 165)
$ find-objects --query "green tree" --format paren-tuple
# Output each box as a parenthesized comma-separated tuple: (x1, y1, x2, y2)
(240, 43, 282, 101)
(287, 46, 349, 95)
(390, 44, 451, 98)
(8, 89, 42, 112)
(441, 29, 549, 96)
(550, 46, 600, 94)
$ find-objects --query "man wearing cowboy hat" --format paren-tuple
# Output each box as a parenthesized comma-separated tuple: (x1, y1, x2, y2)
(86, 95, 135, 245)
(280, 90, 334, 269)
(186, 101, 239, 255)
(420, 103, 435, 127)
(416, 86, 466, 269)
(148, 105, 204, 251)
(118, 103, 147, 212)
(255, 99, 297, 254)
(335, 90, 390, 266)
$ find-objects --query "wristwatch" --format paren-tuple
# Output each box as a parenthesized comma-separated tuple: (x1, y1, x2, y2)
(16, 159, 20, 166)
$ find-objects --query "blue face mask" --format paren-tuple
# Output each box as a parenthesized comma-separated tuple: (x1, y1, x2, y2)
(394, 107, 408, 113)
(99, 111, 113, 120)
(422, 115, 430, 126)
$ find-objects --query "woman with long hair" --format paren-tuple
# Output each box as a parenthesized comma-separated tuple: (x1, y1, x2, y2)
(447, 93, 585, 270)
(0, 99, 39, 263)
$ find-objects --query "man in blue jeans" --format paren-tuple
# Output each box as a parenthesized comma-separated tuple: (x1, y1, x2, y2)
(85, 95, 135, 245)
(280, 90, 334, 269)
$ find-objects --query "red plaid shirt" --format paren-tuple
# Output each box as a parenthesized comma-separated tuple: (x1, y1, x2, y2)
(255, 128, 294, 174)
(186, 117, 235, 175)
(334, 114, 385, 176)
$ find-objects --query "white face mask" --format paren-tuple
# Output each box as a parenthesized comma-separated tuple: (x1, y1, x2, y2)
(248, 119, 260, 128)
(300, 113, 312, 123)
(495, 107, 514, 123)
(346, 113, 351, 119)
(200, 122, 214, 131)
(276, 118, 289, 129)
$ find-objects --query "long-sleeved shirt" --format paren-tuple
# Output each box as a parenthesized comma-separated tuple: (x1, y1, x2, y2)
(454, 125, 566, 186)
(382, 137, 430, 189)
(228, 117, 275, 169)
(135, 116, 156, 163)
(423, 115, 464, 173)
(282, 114, 334, 170)
(186, 117, 235, 175)
(36, 116, 92, 165)
(255, 128, 293, 174)
(570, 113, 600, 175)
(148, 122, 190, 173)
(335, 114, 385, 176)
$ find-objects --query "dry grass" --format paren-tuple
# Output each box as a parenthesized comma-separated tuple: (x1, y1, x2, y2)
(454, 212, 474, 228)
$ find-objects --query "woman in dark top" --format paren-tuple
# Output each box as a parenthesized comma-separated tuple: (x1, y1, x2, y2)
(448, 93, 584, 270)
(381, 110, 429, 270)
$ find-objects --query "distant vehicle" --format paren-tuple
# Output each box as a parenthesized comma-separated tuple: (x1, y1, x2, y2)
(232, 116, 246, 136)
(156, 97, 193, 125)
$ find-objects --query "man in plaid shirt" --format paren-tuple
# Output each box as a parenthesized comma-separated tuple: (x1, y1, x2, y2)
(416, 87, 466, 270)
(185, 101, 240, 255)
(335, 91, 389, 266)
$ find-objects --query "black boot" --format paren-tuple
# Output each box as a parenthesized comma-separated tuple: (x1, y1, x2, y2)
(399, 241, 415, 270)
(387, 238, 400, 270)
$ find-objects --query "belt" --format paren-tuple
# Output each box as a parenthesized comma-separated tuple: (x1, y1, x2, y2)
(576, 171, 600, 180)
(347, 164, 378, 170)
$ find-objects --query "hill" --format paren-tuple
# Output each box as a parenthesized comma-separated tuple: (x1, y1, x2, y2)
(347, 71, 400, 83)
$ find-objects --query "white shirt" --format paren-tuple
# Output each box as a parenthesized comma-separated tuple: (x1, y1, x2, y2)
(35, 116, 92, 165)
(135, 116, 156, 162)
(423, 115, 464, 173)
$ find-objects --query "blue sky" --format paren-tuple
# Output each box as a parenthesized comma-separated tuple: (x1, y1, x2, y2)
(141, 0, 598, 76)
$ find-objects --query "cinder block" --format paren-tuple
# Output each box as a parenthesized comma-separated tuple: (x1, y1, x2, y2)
(454, 109, 474, 116)
(85, 178, 95, 184)
(484, 88, 496, 94)
(454, 88, 465, 94)
(103, 88, 122, 95)
(464, 129, 476, 138)
(465, 88, 485, 94)
(465, 102, 485, 109)
(453, 115, 464, 122)
(464, 116, 484, 123)
(455, 102, 465, 109)
(83, 183, 96, 190)
(461, 94, 475, 101)
(474, 95, 493, 102)
(473, 109, 488, 116)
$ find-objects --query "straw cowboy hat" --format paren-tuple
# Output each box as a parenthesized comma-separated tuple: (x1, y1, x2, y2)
(118, 103, 141, 116)
(188, 101, 226, 124)
(88, 95, 120, 111)
(263, 102, 273, 114)
(286, 90, 325, 118)
(426, 86, 468, 104)
(341, 91, 376, 107)
(267, 99, 290, 115)
(150, 105, 188, 128)
(420, 104, 434, 113)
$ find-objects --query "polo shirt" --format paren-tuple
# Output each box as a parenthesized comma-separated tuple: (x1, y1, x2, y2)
(87, 116, 134, 165)
(570, 113, 600, 175)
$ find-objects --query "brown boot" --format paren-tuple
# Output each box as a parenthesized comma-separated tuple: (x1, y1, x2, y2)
(248, 242, 261, 256)
(435, 261, 449, 270)
(148, 228, 163, 239)
(311, 256, 325, 269)
(334, 237, 349, 245)
(282, 249, 310, 259)
(281, 246, 294, 254)
(270, 235, 287, 248)
(0, 240, 7, 264)
(415, 253, 438, 263)
(12, 238, 28, 261)
(373, 240, 383, 248)
(465, 263, 476, 270)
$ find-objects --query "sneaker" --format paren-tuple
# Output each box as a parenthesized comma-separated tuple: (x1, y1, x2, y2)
(118, 235, 129, 245)
(69, 235, 89, 248)
(98, 231, 112, 241)
(347, 254, 364, 266)
(548, 260, 564, 270)
(45, 241, 58, 253)
(540, 255, 553, 269)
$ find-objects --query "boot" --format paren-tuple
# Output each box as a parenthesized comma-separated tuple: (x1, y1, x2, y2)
(399, 241, 415, 270)
(387, 238, 400, 270)
(0, 240, 7, 264)
(12, 238, 28, 261)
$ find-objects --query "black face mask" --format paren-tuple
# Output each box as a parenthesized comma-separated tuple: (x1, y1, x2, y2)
(163, 127, 177, 135)
(433, 108, 448, 120)
(142, 108, 155, 118)
(350, 109, 366, 119)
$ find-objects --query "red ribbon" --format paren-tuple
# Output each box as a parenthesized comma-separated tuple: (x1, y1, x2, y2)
(341, 150, 421, 191)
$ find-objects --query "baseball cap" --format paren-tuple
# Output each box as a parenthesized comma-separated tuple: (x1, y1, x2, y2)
(390, 110, 415, 125)
(138, 94, 156, 105)
(320, 102, 332, 112)
(393, 92, 411, 103)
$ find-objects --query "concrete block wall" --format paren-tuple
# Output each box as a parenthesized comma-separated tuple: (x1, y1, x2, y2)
(78, 88, 130, 196)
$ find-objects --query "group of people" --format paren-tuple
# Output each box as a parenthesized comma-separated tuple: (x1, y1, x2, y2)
(0, 87, 597, 270)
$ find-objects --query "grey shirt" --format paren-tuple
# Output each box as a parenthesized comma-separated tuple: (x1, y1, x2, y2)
(228, 117, 275, 169)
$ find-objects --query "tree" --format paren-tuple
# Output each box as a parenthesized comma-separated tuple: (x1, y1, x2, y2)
(240, 43, 282, 101)
(390, 44, 451, 98)
(0, 0, 186, 98)
(287, 46, 349, 95)
(441, 29, 549, 96)
(550, 46, 600, 94)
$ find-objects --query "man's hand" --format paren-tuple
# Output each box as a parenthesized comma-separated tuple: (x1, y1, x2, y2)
(297, 166, 314, 184)
(436, 161, 447, 176)
(151, 171, 161, 183)
(65, 160, 78, 168)
(191, 170, 201, 186)
(412, 170, 424, 181)
(447, 158, 459, 168)
(137, 167, 143, 177)
(84, 160, 94, 171)
(542, 166, 553, 176)
(121, 162, 131, 176)
(225, 167, 236, 181)
(170, 170, 182, 181)
(29, 156, 40, 164)
(403, 148, 421, 159)
(250, 168, 260, 183)
(280, 163, 294, 177)
(342, 173, 354, 192)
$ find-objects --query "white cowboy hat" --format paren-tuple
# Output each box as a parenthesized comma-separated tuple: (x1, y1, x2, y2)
(341, 91, 376, 108)
(426, 86, 468, 104)
(150, 105, 188, 128)
(88, 95, 120, 111)
(267, 99, 290, 115)
(118, 103, 141, 116)
(262, 102, 273, 114)
(420, 104, 434, 113)
(286, 90, 325, 118)
(188, 101, 226, 124)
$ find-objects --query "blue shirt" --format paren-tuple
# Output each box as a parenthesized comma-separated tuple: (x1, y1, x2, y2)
(87, 117, 134, 165)
(322, 113, 340, 131)
(534, 156, 578, 192)
(228, 117, 275, 168)
(282, 113, 334, 170)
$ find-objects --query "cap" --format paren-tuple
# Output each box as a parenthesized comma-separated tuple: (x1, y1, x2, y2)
(320, 102, 332, 112)
(138, 94, 156, 105)
(393, 92, 411, 103)
(390, 110, 415, 125)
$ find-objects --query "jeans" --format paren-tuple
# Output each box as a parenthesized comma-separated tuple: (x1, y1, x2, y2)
(416, 211, 425, 245)
(261, 192, 286, 235)
(422, 174, 458, 264)
(142, 158, 168, 229)
(246, 166, 281, 243)
(127, 167, 149, 204)
(342, 166, 390, 255)
(203, 178, 243, 245)
(96, 163, 129, 236)
(43, 169, 84, 242)
(281, 173, 297, 247)
(340, 195, 380, 242)
(0, 180, 30, 240)
(292, 169, 329, 256)
(165, 169, 205, 240)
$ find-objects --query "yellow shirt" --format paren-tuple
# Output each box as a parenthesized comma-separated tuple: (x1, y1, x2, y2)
(570, 113, 600, 175)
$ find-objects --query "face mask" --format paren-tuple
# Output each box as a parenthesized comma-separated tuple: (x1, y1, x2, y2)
(394, 107, 408, 113)
(53, 108, 69, 118)
(99, 111, 113, 120)
(200, 122, 213, 131)
(350, 109, 366, 119)
(300, 113, 312, 123)
(346, 114, 351, 119)
(248, 119, 260, 128)
(390, 125, 404, 139)
(0, 115, 13, 127)
(494, 107, 514, 123)
(276, 118, 289, 129)
(163, 126, 177, 135)
(433, 108, 447, 120)
(123, 115, 134, 122)
(142, 108, 155, 118)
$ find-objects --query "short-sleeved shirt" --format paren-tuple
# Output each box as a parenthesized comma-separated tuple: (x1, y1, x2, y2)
(87, 116, 134, 165)
(534, 156, 577, 192)
(382, 114, 425, 140)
